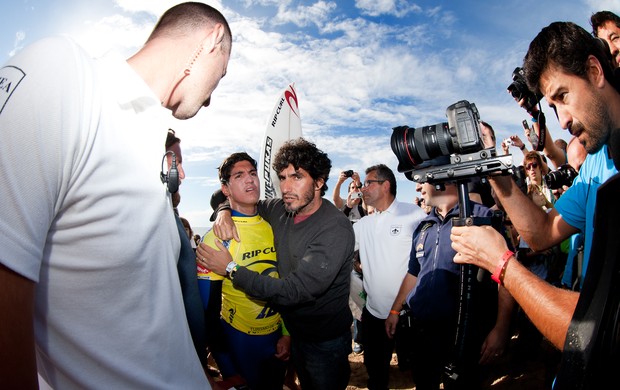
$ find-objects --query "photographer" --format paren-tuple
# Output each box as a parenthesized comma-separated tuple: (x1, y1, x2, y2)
(332, 170, 367, 223)
(509, 69, 568, 170)
(452, 21, 619, 353)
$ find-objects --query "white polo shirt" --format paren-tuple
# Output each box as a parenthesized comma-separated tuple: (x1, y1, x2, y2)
(353, 199, 426, 319)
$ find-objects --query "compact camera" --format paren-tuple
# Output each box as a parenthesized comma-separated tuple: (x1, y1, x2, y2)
(343, 170, 354, 178)
(507, 67, 543, 113)
(544, 164, 578, 189)
(391, 100, 485, 172)
(352, 191, 363, 199)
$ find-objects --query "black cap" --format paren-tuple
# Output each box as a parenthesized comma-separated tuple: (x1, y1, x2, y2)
(209, 189, 227, 222)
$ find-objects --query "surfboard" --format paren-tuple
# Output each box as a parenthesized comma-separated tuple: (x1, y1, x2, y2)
(259, 83, 303, 200)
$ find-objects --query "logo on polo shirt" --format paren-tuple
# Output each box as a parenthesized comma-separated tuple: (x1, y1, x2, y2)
(390, 225, 402, 236)
(0, 66, 26, 115)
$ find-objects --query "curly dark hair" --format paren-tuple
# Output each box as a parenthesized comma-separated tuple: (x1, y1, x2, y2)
(523, 22, 616, 97)
(218, 152, 257, 184)
(273, 138, 332, 196)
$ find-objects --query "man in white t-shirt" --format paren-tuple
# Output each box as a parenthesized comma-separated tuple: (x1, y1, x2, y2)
(0, 3, 231, 388)
(353, 164, 426, 389)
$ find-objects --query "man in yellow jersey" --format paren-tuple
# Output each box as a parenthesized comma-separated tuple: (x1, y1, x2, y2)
(198, 152, 290, 390)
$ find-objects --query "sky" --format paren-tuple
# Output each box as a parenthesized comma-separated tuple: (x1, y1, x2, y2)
(3, 0, 619, 230)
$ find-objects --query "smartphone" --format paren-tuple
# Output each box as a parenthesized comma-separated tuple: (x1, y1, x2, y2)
(524, 118, 539, 146)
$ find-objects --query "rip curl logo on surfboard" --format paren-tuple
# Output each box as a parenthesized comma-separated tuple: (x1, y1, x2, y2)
(260, 83, 303, 200)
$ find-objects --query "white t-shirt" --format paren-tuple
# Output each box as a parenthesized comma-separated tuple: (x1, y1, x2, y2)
(0, 36, 208, 389)
(353, 199, 427, 318)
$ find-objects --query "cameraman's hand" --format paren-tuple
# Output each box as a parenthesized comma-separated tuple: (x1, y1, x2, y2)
(515, 96, 539, 116)
(337, 171, 348, 184)
(510, 135, 525, 150)
(451, 225, 509, 273)
(346, 189, 362, 208)
(500, 140, 510, 155)
(351, 172, 361, 184)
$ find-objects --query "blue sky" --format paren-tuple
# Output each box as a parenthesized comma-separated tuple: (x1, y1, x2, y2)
(3, 0, 618, 230)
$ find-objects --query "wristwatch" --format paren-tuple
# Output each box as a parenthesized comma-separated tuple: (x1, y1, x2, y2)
(226, 261, 239, 279)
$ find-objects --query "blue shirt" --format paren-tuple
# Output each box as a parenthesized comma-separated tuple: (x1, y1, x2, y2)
(406, 202, 494, 321)
(554, 145, 617, 284)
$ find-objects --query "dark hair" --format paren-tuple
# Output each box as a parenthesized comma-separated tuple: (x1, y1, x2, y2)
(365, 164, 397, 197)
(523, 22, 616, 96)
(180, 217, 193, 238)
(479, 120, 496, 142)
(273, 138, 331, 196)
(523, 150, 544, 168)
(148, 2, 232, 54)
(165, 129, 181, 149)
(218, 152, 257, 184)
(591, 10, 620, 36)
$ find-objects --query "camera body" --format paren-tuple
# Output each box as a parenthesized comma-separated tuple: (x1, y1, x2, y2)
(343, 170, 354, 178)
(391, 100, 485, 173)
(391, 100, 514, 184)
(544, 164, 578, 189)
(507, 67, 543, 113)
(352, 191, 363, 199)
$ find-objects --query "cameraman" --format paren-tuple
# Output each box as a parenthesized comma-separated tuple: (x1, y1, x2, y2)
(452, 21, 619, 352)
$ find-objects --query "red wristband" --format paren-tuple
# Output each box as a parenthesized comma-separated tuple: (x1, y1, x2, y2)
(389, 310, 400, 316)
(491, 250, 514, 285)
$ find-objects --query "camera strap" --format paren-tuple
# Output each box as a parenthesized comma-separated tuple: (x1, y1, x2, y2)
(533, 111, 546, 152)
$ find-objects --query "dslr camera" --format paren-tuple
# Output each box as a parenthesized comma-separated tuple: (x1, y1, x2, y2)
(391, 100, 484, 172)
(391, 100, 514, 184)
(507, 67, 543, 113)
(544, 164, 578, 189)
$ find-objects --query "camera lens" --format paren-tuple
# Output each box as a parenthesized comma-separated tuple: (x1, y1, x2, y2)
(543, 164, 578, 189)
(391, 123, 454, 172)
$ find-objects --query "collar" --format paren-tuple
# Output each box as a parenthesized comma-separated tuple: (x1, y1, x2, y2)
(96, 51, 162, 114)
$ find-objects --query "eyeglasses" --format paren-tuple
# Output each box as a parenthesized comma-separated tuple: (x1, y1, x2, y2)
(525, 162, 539, 170)
(363, 180, 385, 188)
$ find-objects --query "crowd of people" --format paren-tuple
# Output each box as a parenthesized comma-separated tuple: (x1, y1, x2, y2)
(2, 2, 620, 390)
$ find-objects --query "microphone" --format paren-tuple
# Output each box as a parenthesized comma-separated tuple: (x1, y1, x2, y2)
(161, 151, 179, 194)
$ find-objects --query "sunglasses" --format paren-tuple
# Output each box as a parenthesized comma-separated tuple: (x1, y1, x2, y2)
(525, 162, 539, 170)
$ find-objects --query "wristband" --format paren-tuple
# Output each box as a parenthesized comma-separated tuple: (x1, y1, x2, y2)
(519, 144, 525, 151)
(491, 250, 514, 285)
(389, 310, 400, 316)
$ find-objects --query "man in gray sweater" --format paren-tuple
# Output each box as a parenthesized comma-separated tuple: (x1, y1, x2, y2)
(200, 138, 354, 390)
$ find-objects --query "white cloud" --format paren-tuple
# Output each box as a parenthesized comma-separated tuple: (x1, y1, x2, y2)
(272, 1, 337, 27)
(9, 31, 25, 57)
(355, 0, 422, 17)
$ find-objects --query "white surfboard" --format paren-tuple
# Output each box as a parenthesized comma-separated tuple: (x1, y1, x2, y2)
(259, 83, 303, 199)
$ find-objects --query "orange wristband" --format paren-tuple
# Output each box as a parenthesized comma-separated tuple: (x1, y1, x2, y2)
(389, 310, 400, 316)
(491, 250, 514, 285)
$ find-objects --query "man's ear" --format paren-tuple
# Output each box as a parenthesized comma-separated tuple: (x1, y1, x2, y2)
(587, 54, 606, 88)
(205, 23, 226, 53)
(221, 183, 230, 198)
(315, 178, 325, 191)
